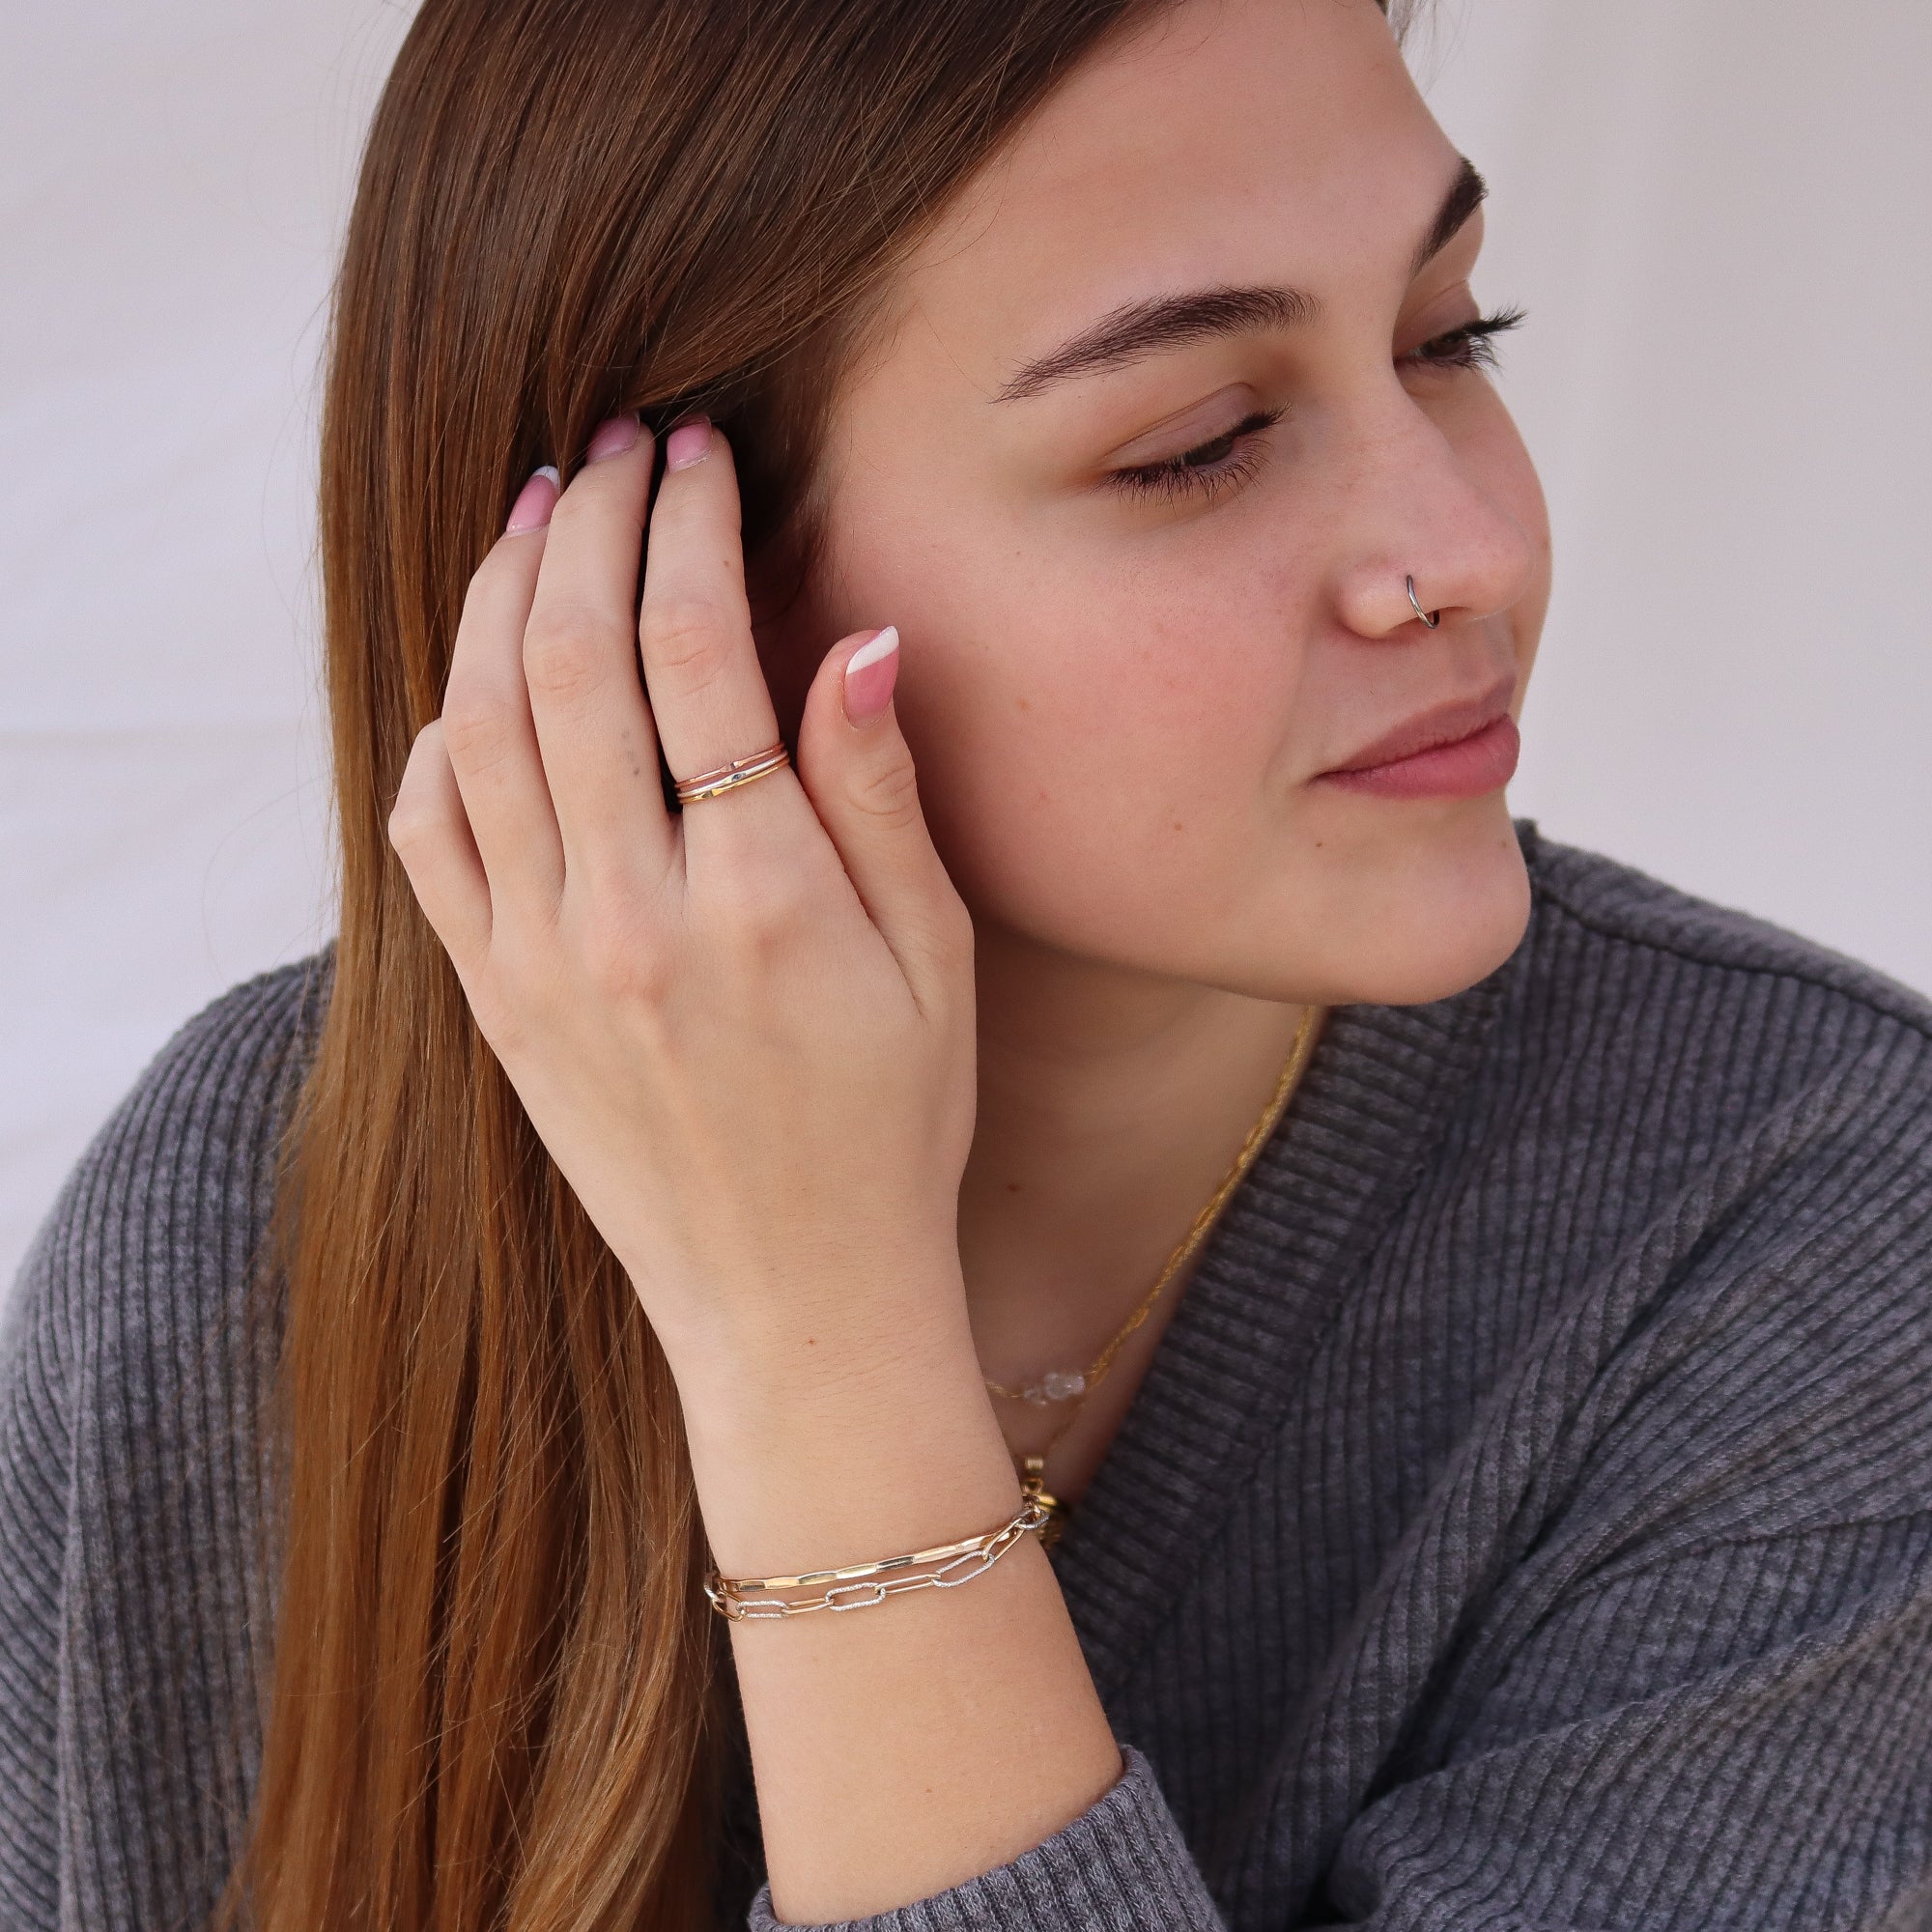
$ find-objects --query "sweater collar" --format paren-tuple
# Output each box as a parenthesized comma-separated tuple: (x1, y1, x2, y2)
(1047, 818, 1538, 1698)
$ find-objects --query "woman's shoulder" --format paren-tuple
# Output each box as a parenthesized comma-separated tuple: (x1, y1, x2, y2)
(0, 938, 337, 1526)
(1339, 841, 1932, 1926)
(0, 937, 337, 1498)
(0, 943, 336, 1924)
(1498, 814, 1932, 1263)
(1514, 815, 1932, 1046)
(1501, 817, 1932, 1159)
(4, 939, 337, 1360)
(1474, 824, 1932, 1539)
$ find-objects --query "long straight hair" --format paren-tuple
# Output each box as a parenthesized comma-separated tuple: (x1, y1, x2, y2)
(220, 2, 1402, 1925)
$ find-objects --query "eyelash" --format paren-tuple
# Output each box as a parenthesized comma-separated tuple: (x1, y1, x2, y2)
(1406, 303, 1528, 379)
(1104, 406, 1287, 505)
(1103, 304, 1529, 505)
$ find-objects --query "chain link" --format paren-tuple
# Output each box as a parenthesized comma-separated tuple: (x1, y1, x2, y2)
(702, 1496, 1051, 1620)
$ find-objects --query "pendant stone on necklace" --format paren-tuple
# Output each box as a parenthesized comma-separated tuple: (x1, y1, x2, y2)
(1019, 1371, 1088, 1406)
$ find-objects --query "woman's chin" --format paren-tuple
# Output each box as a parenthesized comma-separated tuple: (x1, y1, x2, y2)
(1293, 807, 1535, 1009)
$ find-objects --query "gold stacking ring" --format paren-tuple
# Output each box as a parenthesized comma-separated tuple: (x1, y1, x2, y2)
(672, 741, 791, 806)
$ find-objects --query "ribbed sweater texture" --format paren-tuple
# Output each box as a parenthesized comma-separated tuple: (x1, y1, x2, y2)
(4, 819, 1932, 1929)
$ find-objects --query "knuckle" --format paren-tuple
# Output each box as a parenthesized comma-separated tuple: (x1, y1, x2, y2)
(642, 596, 728, 683)
(523, 606, 612, 704)
(849, 753, 924, 830)
(387, 756, 449, 855)
(386, 789, 433, 850)
(440, 691, 513, 774)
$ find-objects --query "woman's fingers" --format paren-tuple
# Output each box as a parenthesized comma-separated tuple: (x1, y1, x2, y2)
(638, 421, 799, 865)
(387, 718, 493, 966)
(426, 417, 810, 980)
(520, 415, 677, 893)
(439, 468, 568, 914)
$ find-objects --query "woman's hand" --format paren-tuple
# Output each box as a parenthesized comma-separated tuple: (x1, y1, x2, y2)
(385, 413, 980, 1381)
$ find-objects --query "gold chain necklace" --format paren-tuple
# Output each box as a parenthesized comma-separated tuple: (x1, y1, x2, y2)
(985, 1003, 1325, 1549)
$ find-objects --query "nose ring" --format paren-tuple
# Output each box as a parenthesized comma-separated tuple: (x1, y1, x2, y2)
(1406, 576, 1440, 629)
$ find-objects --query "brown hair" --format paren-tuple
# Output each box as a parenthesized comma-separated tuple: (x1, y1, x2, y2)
(220, 1, 1403, 1925)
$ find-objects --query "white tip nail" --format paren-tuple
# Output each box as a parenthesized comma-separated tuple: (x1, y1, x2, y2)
(845, 625, 899, 673)
(535, 464, 561, 487)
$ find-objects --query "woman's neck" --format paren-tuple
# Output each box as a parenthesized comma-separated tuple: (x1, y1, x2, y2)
(955, 919, 1319, 1387)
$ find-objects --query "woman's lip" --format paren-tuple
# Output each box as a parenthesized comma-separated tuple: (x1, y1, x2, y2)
(1321, 679, 1517, 773)
(1314, 714, 1520, 800)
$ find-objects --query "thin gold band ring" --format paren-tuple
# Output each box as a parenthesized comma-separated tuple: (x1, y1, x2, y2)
(671, 741, 791, 806)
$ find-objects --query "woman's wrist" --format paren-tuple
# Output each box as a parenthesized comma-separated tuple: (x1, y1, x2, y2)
(666, 1252, 1018, 1581)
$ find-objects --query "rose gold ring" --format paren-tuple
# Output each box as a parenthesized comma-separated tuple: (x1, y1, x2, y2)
(672, 741, 790, 806)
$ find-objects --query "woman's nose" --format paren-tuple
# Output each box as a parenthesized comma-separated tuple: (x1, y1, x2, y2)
(1327, 392, 1543, 642)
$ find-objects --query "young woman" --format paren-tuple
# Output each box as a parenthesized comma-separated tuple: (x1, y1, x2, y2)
(4, 0, 1930, 1926)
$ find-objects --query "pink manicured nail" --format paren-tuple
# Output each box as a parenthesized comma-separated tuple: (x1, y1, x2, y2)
(504, 465, 560, 533)
(665, 418, 712, 471)
(584, 413, 640, 463)
(842, 625, 899, 724)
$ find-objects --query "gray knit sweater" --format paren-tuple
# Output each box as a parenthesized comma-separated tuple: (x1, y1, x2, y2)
(5, 817, 1932, 1930)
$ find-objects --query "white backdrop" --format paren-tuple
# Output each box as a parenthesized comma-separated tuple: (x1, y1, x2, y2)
(4, 1, 1928, 1301)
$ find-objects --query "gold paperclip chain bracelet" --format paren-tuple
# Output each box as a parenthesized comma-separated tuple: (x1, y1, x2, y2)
(702, 1495, 1052, 1621)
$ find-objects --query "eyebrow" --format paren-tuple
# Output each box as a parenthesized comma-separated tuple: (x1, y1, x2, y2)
(990, 155, 1489, 404)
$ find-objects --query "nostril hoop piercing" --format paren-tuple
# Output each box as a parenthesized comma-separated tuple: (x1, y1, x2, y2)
(1406, 575, 1441, 629)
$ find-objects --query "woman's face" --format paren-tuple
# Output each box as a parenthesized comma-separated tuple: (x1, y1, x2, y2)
(759, 0, 1551, 1008)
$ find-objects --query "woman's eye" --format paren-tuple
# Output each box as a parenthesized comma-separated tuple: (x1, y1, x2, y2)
(1099, 309, 1524, 508)
(1104, 406, 1287, 505)
(1401, 304, 1528, 376)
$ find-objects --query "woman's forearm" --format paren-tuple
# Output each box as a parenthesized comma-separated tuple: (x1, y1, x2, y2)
(673, 1249, 1123, 1925)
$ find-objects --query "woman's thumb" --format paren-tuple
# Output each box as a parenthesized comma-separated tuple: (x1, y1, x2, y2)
(799, 625, 967, 986)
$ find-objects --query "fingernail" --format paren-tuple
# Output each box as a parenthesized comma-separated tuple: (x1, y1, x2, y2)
(666, 417, 712, 471)
(584, 413, 640, 464)
(504, 465, 560, 533)
(842, 625, 899, 724)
